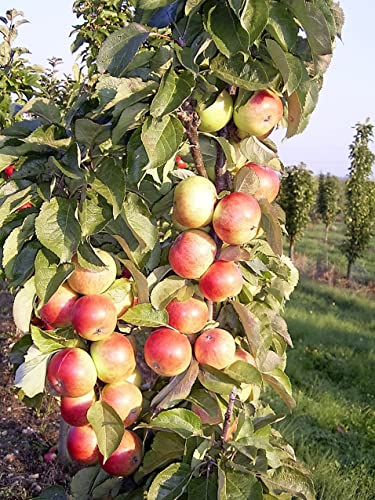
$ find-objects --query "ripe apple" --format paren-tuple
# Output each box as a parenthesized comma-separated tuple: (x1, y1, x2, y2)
(67, 425, 99, 464)
(233, 89, 283, 138)
(68, 249, 117, 295)
(197, 90, 233, 133)
(125, 367, 142, 388)
(99, 429, 142, 476)
(16, 202, 33, 211)
(39, 283, 79, 328)
(213, 192, 261, 245)
(72, 294, 117, 341)
(199, 260, 243, 302)
(175, 155, 187, 169)
(237, 162, 280, 203)
(46, 347, 97, 398)
(169, 229, 217, 279)
(4, 164, 14, 178)
(166, 297, 209, 334)
(234, 348, 257, 367)
(194, 328, 236, 370)
(173, 176, 217, 229)
(90, 332, 136, 383)
(144, 328, 192, 377)
(101, 381, 143, 427)
(61, 389, 96, 427)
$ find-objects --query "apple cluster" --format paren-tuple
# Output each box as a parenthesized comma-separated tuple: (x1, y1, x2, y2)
(39, 249, 142, 476)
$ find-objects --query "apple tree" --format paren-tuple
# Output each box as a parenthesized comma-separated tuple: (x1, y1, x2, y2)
(1, 1, 343, 498)
(316, 173, 340, 242)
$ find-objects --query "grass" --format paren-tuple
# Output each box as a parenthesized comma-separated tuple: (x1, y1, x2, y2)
(269, 249, 375, 498)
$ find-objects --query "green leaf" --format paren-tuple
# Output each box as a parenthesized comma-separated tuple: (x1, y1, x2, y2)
(151, 67, 195, 118)
(35, 485, 67, 500)
(142, 115, 184, 170)
(188, 389, 223, 425)
(224, 360, 262, 385)
(31, 325, 81, 353)
(103, 278, 133, 312)
(141, 409, 202, 439)
(14, 345, 52, 398)
(16, 98, 61, 124)
(2, 214, 36, 278)
(202, 134, 237, 171)
(123, 192, 158, 251)
(151, 359, 199, 411)
(270, 313, 293, 347)
(240, 0, 270, 46)
(138, 433, 185, 477)
(266, 1, 298, 51)
(0, 184, 34, 227)
(239, 136, 278, 166)
(87, 401, 125, 463)
(148, 463, 191, 500)
(286, 79, 320, 138)
(11, 241, 40, 288)
(262, 465, 315, 500)
(263, 369, 296, 409)
(198, 366, 240, 395)
(151, 276, 190, 310)
(112, 102, 148, 145)
(35, 197, 81, 263)
(116, 258, 149, 304)
(101, 77, 158, 115)
(259, 198, 283, 256)
(34, 248, 74, 305)
(12, 277, 35, 333)
(188, 473, 218, 499)
(137, 0, 177, 9)
(233, 166, 260, 196)
(90, 159, 126, 219)
(97, 24, 150, 77)
(206, 3, 249, 57)
(185, 0, 206, 15)
(74, 119, 110, 148)
(211, 54, 278, 91)
(122, 303, 168, 327)
(231, 302, 260, 357)
(224, 470, 263, 500)
(70, 465, 109, 500)
(80, 192, 112, 237)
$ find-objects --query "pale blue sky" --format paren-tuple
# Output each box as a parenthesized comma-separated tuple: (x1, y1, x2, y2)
(3, 0, 375, 177)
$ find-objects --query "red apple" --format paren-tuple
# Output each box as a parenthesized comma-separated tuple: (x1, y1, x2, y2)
(166, 297, 208, 334)
(169, 229, 217, 279)
(233, 89, 283, 138)
(144, 328, 192, 377)
(68, 249, 116, 295)
(99, 429, 142, 476)
(72, 294, 117, 341)
(67, 425, 99, 464)
(90, 332, 136, 383)
(61, 389, 96, 427)
(194, 328, 236, 369)
(39, 283, 79, 328)
(47, 347, 97, 397)
(234, 348, 257, 367)
(173, 176, 217, 229)
(237, 163, 280, 203)
(175, 156, 187, 169)
(4, 164, 14, 178)
(213, 192, 261, 245)
(101, 381, 142, 427)
(199, 261, 243, 302)
(16, 202, 33, 211)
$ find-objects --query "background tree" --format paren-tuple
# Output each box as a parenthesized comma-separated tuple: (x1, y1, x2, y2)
(279, 163, 315, 260)
(316, 173, 340, 242)
(342, 120, 375, 279)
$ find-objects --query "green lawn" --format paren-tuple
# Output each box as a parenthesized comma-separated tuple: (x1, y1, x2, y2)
(270, 276, 375, 499)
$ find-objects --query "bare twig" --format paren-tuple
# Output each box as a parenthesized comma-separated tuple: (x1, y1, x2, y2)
(221, 386, 237, 447)
(214, 127, 233, 194)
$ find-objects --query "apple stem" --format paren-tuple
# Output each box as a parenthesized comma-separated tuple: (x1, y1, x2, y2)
(221, 386, 237, 447)
(178, 100, 208, 179)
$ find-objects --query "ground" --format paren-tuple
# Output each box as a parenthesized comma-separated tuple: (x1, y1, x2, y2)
(0, 286, 69, 499)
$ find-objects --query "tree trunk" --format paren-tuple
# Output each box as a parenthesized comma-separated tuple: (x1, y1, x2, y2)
(346, 260, 353, 281)
(324, 225, 329, 244)
(58, 417, 73, 468)
(289, 238, 295, 262)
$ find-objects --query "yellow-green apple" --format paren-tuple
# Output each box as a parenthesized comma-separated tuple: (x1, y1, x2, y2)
(144, 328, 192, 377)
(213, 192, 261, 245)
(68, 249, 116, 295)
(99, 429, 142, 476)
(237, 162, 280, 203)
(169, 229, 217, 279)
(125, 368, 142, 388)
(60, 389, 96, 427)
(90, 332, 136, 383)
(199, 261, 243, 302)
(39, 283, 79, 328)
(67, 425, 99, 464)
(233, 89, 283, 138)
(197, 90, 233, 133)
(46, 347, 97, 397)
(72, 294, 117, 341)
(166, 297, 208, 334)
(101, 381, 143, 427)
(194, 328, 236, 369)
(173, 176, 217, 228)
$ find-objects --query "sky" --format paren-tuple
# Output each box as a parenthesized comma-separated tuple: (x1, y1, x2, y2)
(3, 0, 375, 178)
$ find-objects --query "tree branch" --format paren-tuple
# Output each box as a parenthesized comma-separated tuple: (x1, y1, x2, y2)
(221, 386, 237, 446)
(178, 100, 208, 178)
(214, 127, 233, 194)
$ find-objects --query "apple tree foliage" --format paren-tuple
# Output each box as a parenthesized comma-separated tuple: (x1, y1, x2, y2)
(342, 120, 375, 279)
(0, 0, 343, 498)
(278, 163, 315, 261)
(316, 173, 340, 242)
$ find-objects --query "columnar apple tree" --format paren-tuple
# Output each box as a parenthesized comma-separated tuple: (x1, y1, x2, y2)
(0, 1, 343, 498)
